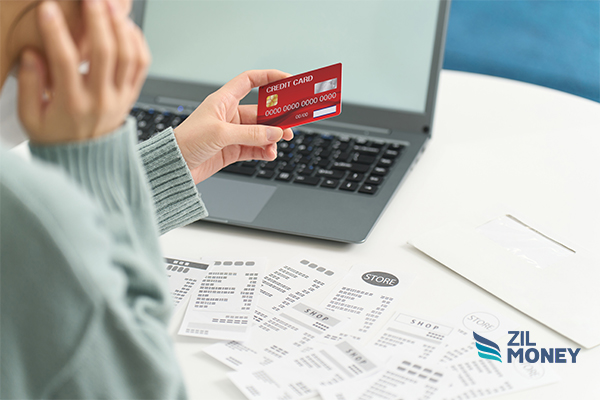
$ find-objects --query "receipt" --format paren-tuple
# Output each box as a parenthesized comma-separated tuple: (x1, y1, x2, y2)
(204, 302, 348, 370)
(436, 301, 518, 365)
(366, 312, 460, 362)
(164, 257, 210, 313)
(228, 341, 381, 400)
(319, 265, 413, 343)
(439, 358, 560, 400)
(178, 259, 265, 341)
(258, 258, 343, 313)
(319, 353, 448, 400)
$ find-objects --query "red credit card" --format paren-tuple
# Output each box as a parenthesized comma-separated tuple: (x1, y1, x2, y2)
(257, 63, 342, 130)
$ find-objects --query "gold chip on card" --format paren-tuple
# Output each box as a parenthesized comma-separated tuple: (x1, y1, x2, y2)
(266, 94, 278, 108)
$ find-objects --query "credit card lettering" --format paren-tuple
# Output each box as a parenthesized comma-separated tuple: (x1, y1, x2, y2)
(258, 63, 342, 130)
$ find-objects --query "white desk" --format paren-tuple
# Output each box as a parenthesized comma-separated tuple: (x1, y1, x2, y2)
(163, 70, 600, 399)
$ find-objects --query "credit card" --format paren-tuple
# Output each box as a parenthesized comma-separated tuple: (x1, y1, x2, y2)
(257, 63, 342, 130)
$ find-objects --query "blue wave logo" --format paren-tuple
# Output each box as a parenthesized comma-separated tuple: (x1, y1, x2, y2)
(473, 332, 502, 362)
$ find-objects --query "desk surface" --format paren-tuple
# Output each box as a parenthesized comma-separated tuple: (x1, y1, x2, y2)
(162, 70, 600, 399)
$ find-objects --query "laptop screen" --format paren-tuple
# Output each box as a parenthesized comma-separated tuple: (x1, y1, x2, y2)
(142, 1, 439, 115)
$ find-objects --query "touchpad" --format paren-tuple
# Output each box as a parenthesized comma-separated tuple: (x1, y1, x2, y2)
(196, 177, 276, 223)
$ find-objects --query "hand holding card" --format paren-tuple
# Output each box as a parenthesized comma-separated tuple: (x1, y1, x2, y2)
(258, 63, 342, 130)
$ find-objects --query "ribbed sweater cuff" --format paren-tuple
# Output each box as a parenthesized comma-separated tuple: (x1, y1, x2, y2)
(137, 128, 207, 235)
(28, 118, 145, 212)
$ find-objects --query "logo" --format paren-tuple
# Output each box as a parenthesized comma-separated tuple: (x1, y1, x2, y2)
(473, 331, 581, 364)
(361, 272, 398, 287)
(473, 332, 502, 362)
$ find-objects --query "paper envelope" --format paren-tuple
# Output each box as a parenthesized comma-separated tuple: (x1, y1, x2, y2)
(409, 214, 600, 349)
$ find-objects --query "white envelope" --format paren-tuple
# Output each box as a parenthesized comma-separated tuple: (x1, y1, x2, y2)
(409, 214, 600, 349)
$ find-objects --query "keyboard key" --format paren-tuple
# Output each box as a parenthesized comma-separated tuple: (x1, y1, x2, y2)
(278, 143, 293, 153)
(222, 165, 256, 176)
(316, 169, 345, 179)
(256, 170, 275, 179)
(320, 179, 339, 188)
(339, 181, 359, 192)
(377, 158, 394, 168)
(369, 141, 386, 148)
(383, 149, 400, 158)
(262, 161, 278, 170)
(275, 172, 293, 182)
(371, 167, 388, 176)
(298, 156, 312, 164)
(358, 184, 378, 195)
(332, 162, 352, 170)
(316, 158, 330, 168)
(281, 163, 297, 172)
(297, 165, 315, 176)
(317, 148, 332, 158)
(366, 175, 383, 185)
(351, 153, 376, 165)
(294, 176, 320, 186)
(353, 145, 380, 155)
(349, 163, 370, 173)
(347, 172, 364, 182)
(241, 161, 259, 168)
(171, 116, 183, 127)
(333, 151, 350, 161)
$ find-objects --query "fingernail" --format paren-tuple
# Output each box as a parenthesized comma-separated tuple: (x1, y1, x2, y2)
(266, 127, 281, 142)
(40, 1, 58, 21)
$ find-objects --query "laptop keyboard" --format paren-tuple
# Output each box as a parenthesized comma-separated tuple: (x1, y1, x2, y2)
(131, 106, 404, 195)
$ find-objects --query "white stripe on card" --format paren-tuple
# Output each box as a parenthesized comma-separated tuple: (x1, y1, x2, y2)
(313, 105, 337, 118)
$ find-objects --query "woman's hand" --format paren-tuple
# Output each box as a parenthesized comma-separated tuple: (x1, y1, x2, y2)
(174, 70, 294, 184)
(18, 0, 150, 144)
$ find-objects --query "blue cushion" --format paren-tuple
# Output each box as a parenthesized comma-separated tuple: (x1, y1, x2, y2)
(443, 0, 600, 102)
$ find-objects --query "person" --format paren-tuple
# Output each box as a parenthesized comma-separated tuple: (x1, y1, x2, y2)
(0, 0, 292, 398)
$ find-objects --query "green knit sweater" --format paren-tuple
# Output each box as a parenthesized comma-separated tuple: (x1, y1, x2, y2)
(0, 118, 207, 399)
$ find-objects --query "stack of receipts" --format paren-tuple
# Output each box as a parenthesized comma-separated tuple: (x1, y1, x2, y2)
(164, 257, 560, 400)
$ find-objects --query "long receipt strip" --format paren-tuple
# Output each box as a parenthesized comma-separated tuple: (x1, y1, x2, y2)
(164, 257, 211, 313)
(319, 264, 413, 343)
(258, 258, 343, 313)
(228, 340, 382, 400)
(179, 259, 265, 341)
(204, 303, 349, 370)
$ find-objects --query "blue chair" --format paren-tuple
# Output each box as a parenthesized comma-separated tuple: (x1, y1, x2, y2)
(443, 0, 600, 102)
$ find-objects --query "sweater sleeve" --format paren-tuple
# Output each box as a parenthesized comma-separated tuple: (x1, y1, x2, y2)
(137, 128, 208, 235)
(1, 118, 186, 399)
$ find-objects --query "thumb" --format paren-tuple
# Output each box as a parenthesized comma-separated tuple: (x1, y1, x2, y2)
(224, 123, 283, 147)
(17, 50, 44, 131)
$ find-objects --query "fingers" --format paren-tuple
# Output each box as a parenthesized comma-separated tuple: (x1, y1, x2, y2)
(222, 123, 283, 149)
(220, 69, 292, 102)
(129, 21, 151, 99)
(37, 1, 81, 95)
(18, 50, 46, 131)
(109, 1, 135, 88)
(83, 0, 116, 92)
(282, 128, 294, 141)
(238, 105, 294, 141)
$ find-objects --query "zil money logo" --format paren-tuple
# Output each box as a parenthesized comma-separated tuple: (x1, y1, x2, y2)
(473, 332, 502, 362)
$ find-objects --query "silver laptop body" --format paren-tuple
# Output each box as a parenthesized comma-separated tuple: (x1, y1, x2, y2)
(132, 0, 450, 243)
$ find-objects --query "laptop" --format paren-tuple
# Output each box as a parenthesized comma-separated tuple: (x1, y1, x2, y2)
(131, 0, 450, 243)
